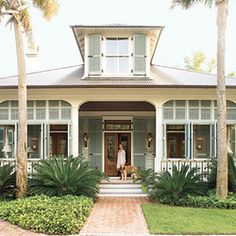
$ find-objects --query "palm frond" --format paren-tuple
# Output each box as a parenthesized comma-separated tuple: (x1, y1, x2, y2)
(28, 156, 100, 200)
(32, 0, 59, 20)
(171, 0, 213, 9)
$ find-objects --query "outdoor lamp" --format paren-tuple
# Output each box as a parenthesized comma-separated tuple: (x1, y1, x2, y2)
(2, 144, 12, 158)
(146, 132, 152, 148)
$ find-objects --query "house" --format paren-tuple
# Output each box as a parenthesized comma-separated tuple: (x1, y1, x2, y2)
(0, 24, 236, 176)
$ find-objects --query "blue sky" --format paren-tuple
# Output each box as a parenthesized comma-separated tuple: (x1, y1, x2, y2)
(0, 0, 235, 76)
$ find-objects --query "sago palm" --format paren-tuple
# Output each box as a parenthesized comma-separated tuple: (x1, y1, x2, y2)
(172, 0, 229, 199)
(0, 0, 59, 198)
(150, 165, 207, 204)
(0, 164, 16, 199)
(28, 156, 100, 200)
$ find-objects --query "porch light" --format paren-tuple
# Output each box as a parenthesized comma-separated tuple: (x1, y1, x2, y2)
(196, 137, 203, 150)
(31, 137, 38, 151)
(83, 133, 89, 149)
(146, 133, 152, 148)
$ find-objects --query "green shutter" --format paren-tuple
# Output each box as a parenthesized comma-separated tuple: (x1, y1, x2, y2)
(133, 34, 146, 75)
(185, 122, 192, 159)
(162, 123, 166, 159)
(88, 34, 101, 75)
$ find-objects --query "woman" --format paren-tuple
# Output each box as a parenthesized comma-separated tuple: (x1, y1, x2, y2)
(116, 144, 126, 171)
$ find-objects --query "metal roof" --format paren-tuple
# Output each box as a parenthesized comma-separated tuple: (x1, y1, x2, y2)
(0, 64, 236, 89)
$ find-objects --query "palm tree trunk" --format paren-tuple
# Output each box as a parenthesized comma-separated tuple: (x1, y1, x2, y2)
(216, 0, 228, 199)
(14, 20, 28, 198)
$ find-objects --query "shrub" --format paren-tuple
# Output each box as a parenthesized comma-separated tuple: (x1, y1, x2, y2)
(150, 165, 208, 204)
(28, 156, 99, 200)
(0, 195, 93, 234)
(177, 192, 236, 209)
(0, 164, 16, 199)
(134, 168, 157, 193)
(208, 154, 236, 192)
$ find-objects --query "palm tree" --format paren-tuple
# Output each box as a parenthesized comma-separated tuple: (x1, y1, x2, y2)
(0, 0, 59, 198)
(172, 0, 228, 199)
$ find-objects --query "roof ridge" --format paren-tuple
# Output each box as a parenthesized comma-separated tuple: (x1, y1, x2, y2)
(0, 64, 83, 80)
(152, 64, 217, 77)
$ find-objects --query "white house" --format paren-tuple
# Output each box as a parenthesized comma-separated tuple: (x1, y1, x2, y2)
(0, 24, 236, 176)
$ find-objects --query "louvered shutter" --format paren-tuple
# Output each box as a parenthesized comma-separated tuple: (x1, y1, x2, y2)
(133, 34, 146, 75)
(185, 122, 192, 159)
(88, 34, 101, 75)
(211, 121, 217, 159)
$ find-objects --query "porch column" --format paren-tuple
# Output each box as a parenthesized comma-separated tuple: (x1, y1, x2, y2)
(71, 106, 79, 157)
(155, 105, 163, 173)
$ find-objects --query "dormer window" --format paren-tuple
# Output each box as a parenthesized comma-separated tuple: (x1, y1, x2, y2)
(87, 33, 147, 77)
(106, 38, 129, 75)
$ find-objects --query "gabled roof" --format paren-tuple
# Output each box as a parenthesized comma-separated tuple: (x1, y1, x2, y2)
(0, 64, 235, 89)
(70, 24, 164, 63)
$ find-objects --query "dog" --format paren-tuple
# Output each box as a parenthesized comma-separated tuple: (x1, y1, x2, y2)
(120, 164, 139, 181)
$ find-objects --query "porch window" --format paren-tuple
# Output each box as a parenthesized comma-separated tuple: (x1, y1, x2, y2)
(163, 100, 186, 120)
(105, 38, 129, 74)
(49, 125, 68, 157)
(27, 125, 42, 159)
(193, 125, 210, 158)
(166, 125, 185, 159)
(0, 126, 14, 159)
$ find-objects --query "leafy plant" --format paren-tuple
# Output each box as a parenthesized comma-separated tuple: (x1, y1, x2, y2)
(0, 164, 16, 199)
(134, 168, 157, 193)
(150, 165, 208, 204)
(0, 195, 93, 234)
(28, 156, 99, 200)
(208, 154, 236, 192)
(177, 192, 236, 209)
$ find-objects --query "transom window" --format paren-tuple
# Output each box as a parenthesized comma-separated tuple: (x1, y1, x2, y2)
(105, 38, 129, 74)
(104, 120, 132, 131)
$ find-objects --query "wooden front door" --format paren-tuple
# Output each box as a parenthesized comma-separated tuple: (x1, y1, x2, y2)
(167, 133, 185, 158)
(50, 133, 68, 157)
(104, 133, 131, 176)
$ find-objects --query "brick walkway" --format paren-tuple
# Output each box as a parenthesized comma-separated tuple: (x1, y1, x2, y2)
(79, 197, 150, 236)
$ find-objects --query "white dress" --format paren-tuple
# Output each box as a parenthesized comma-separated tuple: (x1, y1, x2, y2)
(116, 149, 126, 169)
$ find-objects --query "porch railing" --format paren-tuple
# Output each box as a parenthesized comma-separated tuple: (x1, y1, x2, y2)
(0, 158, 41, 176)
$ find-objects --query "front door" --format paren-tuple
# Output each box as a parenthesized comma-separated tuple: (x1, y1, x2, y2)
(104, 133, 131, 176)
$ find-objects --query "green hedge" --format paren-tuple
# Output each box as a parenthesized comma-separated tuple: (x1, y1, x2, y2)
(0, 195, 93, 234)
(177, 193, 236, 209)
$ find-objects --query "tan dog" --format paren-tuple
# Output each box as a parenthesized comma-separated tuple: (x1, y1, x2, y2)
(120, 164, 138, 181)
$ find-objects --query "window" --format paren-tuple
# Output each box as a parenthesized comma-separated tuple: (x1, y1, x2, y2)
(166, 125, 185, 158)
(193, 125, 210, 158)
(104, 120, 132, 131)
(105, 38, 129, 74)
(228, 125, 236, 158)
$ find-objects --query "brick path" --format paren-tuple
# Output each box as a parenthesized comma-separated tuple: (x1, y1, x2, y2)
(79, 197, 150, 236)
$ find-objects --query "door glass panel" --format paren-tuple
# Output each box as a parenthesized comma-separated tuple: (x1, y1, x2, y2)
(107, 135, 116, 162)
(27, 125, 41, 159)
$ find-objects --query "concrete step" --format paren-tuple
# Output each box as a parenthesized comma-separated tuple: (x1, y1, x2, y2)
(100, 183, 142, 189)
(99, 188, 143, 194)
(98, 193, 148, 197)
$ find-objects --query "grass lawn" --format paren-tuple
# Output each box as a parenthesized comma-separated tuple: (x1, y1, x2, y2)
(142, 203, 236, 235)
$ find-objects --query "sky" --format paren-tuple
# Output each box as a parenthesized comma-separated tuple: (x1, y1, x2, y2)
(0, 0, 236, 77)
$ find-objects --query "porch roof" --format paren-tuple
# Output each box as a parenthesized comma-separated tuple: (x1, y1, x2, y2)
(0, 64, 236, 89)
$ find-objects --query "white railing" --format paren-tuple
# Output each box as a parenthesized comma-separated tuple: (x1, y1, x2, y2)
(0, 158, 41, 176)
(161, 159, 211, 175)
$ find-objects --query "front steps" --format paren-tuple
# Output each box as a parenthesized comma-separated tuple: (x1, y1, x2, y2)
(99, 177, 147, 197)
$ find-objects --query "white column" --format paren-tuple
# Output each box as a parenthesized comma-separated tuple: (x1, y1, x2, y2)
(71, 106, 79, 157)
(155, 105, 163, 173)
